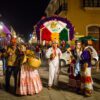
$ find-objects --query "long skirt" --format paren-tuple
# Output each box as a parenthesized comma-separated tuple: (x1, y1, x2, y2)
(68, 74, 77, 88)
(81, 67, 93, 96)
(68, 64, 77, 88)
(16, 63, 43, 95)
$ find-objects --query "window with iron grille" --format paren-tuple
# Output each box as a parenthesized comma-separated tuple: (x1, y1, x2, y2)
(83, 0, 100, 7)
(55, 0, 67, 14)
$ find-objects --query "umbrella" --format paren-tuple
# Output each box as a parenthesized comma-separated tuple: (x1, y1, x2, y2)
(0, 22, 11, 35)
(85, 35, 98, 41)
(78, 35, 98, 42)
(3, 25, 11, 35)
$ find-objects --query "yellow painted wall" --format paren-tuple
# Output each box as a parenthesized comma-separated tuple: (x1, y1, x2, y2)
(65, 0, 100, 35)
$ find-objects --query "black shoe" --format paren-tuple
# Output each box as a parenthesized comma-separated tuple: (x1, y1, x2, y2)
(5, 88, 9, 92)
(76, 88, 81, 94)
(48, 86, 52, 90)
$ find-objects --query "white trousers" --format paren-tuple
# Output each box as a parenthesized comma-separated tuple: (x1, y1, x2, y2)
(48, 60, 59, 87)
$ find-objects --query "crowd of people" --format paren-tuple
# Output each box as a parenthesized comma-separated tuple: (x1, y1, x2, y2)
(0, 37, 99, 97)
(0, 43, 43, 95)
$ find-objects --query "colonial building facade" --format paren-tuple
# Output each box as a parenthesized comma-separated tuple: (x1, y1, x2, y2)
(45, 0, 100, 51)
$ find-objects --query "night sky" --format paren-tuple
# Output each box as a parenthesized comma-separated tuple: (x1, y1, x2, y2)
(0, 0, 50, 40)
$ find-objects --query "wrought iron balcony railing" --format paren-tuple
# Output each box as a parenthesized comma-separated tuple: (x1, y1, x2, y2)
(82, 0, 100, 7)
(55, 3, 67, 15)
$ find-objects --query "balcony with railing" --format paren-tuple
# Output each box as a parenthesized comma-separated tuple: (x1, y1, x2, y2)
(55, 2, 67, 15)
(45, 0, 67, 17)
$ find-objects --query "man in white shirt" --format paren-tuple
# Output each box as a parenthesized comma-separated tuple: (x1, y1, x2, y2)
(46, 40, 62, 89)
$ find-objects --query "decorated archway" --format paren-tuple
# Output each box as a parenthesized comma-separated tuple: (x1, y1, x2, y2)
(36, 16, 75, 44)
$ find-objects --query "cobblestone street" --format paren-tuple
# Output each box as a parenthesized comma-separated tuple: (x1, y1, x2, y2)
(0, 62, 100, 100)
(0, 0, 100, 100)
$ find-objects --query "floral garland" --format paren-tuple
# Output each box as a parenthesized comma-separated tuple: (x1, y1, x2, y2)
(36, 16, 74, 41)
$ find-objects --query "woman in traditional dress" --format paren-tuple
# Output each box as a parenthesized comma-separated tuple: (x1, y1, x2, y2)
(66, 44, 76, 88)
(72, 40, 82, 92)
(80, 41, 93, 96)
(16, 44, 42, 95)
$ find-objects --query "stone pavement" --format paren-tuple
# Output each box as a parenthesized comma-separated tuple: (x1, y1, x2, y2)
(0, 66, 100, 100)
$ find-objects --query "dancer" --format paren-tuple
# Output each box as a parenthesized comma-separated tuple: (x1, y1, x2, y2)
(46, 40, 62, 89)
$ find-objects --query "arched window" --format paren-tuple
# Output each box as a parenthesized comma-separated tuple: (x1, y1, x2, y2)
(87, 25, 100, 51)
(88, 26, 100, 34)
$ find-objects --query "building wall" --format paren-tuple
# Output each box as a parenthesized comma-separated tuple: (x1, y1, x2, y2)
(45, 0, 100, 50)
(66, 0, 100, 35)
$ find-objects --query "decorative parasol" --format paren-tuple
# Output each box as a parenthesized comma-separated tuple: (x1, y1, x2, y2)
(0, 22, 11, 35)
(3, 25, 11, 35)
(0, 22, 11, 47)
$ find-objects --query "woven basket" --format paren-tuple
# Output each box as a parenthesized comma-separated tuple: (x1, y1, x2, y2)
(28, 57, 41, 68)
